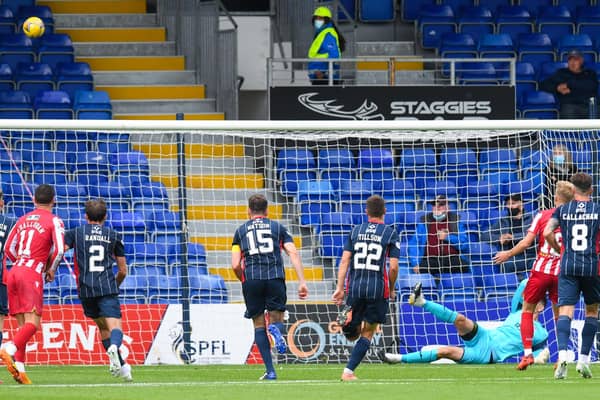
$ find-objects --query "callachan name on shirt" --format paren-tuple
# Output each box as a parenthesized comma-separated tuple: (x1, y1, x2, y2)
(561, 213, 599, 221)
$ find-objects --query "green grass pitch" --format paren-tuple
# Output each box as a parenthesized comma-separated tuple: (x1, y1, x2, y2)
(0, 364, 598, 400)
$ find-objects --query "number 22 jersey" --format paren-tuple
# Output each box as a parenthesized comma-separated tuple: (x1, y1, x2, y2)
(344, 221, 400, 300)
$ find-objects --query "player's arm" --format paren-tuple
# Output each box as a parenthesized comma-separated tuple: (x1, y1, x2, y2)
(387, 231, 401, 299)
(493, 231, 536, 264)
(4, 224, 18, 262)
(46, 217, 65, 283)
(543, 217, 561, 254)
(332, 250, 352, 305)
(113, 234, 127, 286)
(231, 230, 243, 282)
(283, 241, 308, 299)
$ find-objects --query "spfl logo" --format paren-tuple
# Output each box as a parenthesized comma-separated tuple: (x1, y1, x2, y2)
(169, 322, 197, 364)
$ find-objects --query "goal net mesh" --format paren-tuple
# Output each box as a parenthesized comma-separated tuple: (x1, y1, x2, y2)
(0, 126, 596, 365)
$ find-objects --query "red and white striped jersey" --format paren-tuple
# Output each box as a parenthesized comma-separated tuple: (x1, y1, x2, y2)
(528, 208, 561, 276)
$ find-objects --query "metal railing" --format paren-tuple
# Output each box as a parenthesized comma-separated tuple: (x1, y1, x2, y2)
(268, 57, 517, 87)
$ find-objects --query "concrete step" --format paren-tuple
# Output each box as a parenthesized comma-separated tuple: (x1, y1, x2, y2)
(134, 143, 245, 159)
(114, 113, 225, 120)
(356, 41, 416, 56)
(77, 56, 185, 71)
(225, 281, 334, 302)
(149, 157, 255, 175)
(155, 174, 263, 190)
(188, 219, 291, 235)
(178, 204, 280, 220)
(39, 0, 146, 13)
(211, 266, 323, 282)
(74, 42, 177, 57)
(97, 84, 206, 100)
(54, 13, 158, 28)
(166, 189, 277, 207)
(206, 249, 314, 268)
(112, 99, 216, 114)
(58, 27, 166, 42)
(94, 71, 196, 85)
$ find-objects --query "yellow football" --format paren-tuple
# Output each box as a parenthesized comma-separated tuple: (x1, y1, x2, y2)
(23, 16, 45, 38)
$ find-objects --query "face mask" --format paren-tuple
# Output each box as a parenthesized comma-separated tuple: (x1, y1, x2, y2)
(314, 20, 324, 30)
(508, 207, 521, 217)
(432, 213, 446, 221)
(553, 154, 565, 164)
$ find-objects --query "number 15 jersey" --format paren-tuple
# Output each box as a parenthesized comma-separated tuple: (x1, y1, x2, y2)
(344, 221, 400, 300)
(552, 200, 600, 277)
(232, 217, 293, 281)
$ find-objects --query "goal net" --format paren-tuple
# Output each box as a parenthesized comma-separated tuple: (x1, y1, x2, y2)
(0, 120, 596, 366)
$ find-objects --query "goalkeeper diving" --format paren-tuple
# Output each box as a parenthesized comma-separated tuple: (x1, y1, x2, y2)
(381, 282, 549, 365)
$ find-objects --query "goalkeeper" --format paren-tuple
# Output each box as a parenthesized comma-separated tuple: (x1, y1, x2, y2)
(381, 282, 549, 365)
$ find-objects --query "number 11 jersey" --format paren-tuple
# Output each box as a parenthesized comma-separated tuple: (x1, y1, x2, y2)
(553, 200, 600, 277)
(344, 221, 400, 300)
(232, 217, 293, 281)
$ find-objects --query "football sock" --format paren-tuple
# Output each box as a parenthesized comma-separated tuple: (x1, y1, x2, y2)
(520, 311, 534, 355)
(102, 338, 111, 351)
(13, 323, 36, 355)
(556, 315, 571, 354)
(580, 317, 598, 359)
(110, 329, 123, 348)
(401, 349, 438, 364)
(424, 301, 457, 324)
(0, 330, 3, 346)
(255, 328, 274, 373)
(346, 337, 370, 371)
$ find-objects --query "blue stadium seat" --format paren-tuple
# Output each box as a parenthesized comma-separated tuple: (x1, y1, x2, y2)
(109, 151, 149, 175)
(557, 0, 593, 15)
(277, 149, 316, 197)
(0, 33, 35, 71)
(59, 273, 80, 304)
(467, 241, 497, 264)
(515, 62, 538, 100)
(127, 242, 169, 267)
(317, 148, 355, 190)
(457, 5, 494, 42)
(55, 61, 93, 100)
(0, 5, 16, 35)
(147, 275, 181, 304)
(357, 148, 395, 181)
(537, 5, 575, 45)
(43, 277, 61, 304)
(107, 211, 145, 231)
(378, 178, 415, 199)
(17, 5, 54, 33)
(479, 148, 518, 173)
(319, 211, 353, 233)
(339, 200, 368, 225)
(359, 0, 395, 22)
(520, 148, 546, 170)
(38, 33, 74, 70)
(438, 273, 478, 301)
(34, 90, 73, 119)
(478, 33, 516, 75)
(402, 0, 435, 21)
(338, 179, 371, 202)
(147, 210, 181, 233)
(0, 90, 32, 118)
(396, 274, 439, 303)
(30, 150, 68, 173)
(74, 171, 110, 188)
(465, 179, 501, 198)
(119, 275, 148, 304)
(74, 90, 112, 119)
(463, 197, 502, 222)
(189, 274, 228, 304)
(439, 148, 478, 193)
(423, 179, 458, 201)
(517, 33, 555, 73)
(456, 61, 498, 85)
(477, 0, 511, 9)
(496, 5, 534, 43)
(2, 0, 34, 15)
(518, 0, 554, 15)
(399, 148, 437, 195)
(438, 32, 478, 59)
(519, 90, 559, 119)
(538, 61, 567, 81)
(576, 6, 600, 40)
(0, 63, 14, 90)
(557, 34, 595, 64)
(440, 0, 474, 11)
(55, 207, 84, 229)
(418, 4, 456, 49)
(483, 273, 519, 301)
(296, 180, 337, 225)
(318, 230, 345, 259)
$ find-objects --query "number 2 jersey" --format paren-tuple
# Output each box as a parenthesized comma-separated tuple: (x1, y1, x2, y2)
(64, 224, 125, 298)
(4, 208, 64, 279)
(232, 217, 293, 281)
(344, 221, 400, 300)
(552, 200, 600, 277)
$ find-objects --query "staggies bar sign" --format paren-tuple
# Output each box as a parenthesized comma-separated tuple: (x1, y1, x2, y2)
(270, 86, 515, 120)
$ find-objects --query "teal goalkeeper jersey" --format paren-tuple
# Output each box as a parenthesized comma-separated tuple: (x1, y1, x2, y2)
(489, 311, 548, 362)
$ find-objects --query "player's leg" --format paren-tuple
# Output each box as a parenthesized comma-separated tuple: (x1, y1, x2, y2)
(265, 278, 288, 355)
(410, 282, 470, 331)
(555, 275, 579, 379)
(518, 273, 550, 370)
(4, 312, 38, 385)
(0, 280, 8, 348)
(243, 280, 275, 380)
(383, 345, 464, 364)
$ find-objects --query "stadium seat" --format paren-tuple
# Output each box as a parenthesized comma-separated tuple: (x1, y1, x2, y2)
(147, 275, 182, 304)
(119, 275, 148, 304)
(439, 148, 478, 193)
(538, 61, 567, 81)
(147, 210, 181, 233)
(378, 178, 415, 199)
(0, 33, 35, 71)
(396, 274, 439, 303)
(296, 180, 336, 226)
(43, 277, 61, 304)
(277, 148, 316, 197)
(110, 151, 150, 175)
(189, 274, 228, 304)
(518, 0, 554, 15)
(478, 148, 518, 173)
(467, 241, 497, 264)
(537, 5, 575, 45)
(73, 90, 112, 120)
(557, 34, 595, 64)
(496, 5, 534, 43)
(456, 61, 498, 85)
(519, 90, 559, 119)
(317, 148, 355, 190)
(478, 34, 516, 76)
(358, 148, 395, 182)
(0, 63, 14, 90)
(55, 207, 84, 229)
(2, 0, 34, 15)
(438, 273, 478, 301)
(359, 0, 395, 22)
(557, 0, 593, 14)
(457, 5, 494, 42)
(0, 90, 32, 118)
(55, 61, 93, 100)
(338, 179, 371, 202)
(463, 197, 502, 223)
(107, 211, 146, 236)
(517, 33, 555, 73)
(318, 230, 345, 259)
(483, 273, 519, 301)
(17, 5, 54, 33)
(59, 273, 80, 304)
(30, 150, 68, 173)
(422, 179, 458, 201)
(339, 200, 368, 225)
(438, 32, 478, 59)
(576, 6, 600, 40)
(402, 0, 435, 21)
(127, 242, 169, 266)
(38, 33, 74, 70)
(417, 4, 456, 49)
(0, 5, 16, 35)
(33, 90, 73, 119)
(399, 148, 437, 195)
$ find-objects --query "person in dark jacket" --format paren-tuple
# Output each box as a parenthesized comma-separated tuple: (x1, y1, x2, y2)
(540, 50, 598, 119)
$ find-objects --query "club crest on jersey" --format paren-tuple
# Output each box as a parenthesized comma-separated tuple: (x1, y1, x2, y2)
(577, 202, 586, 212)
(26, 214, 40, 221)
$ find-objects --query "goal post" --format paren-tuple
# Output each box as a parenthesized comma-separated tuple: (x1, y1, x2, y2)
(0, 119, 598, 366)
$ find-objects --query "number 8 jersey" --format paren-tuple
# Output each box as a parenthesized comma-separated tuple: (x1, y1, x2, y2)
(344, 221, 400, 300)
(552, 200, 600, 277)
(232, 217, 293, 281)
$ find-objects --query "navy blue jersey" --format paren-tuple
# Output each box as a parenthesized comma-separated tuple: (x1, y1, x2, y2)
(0, 214, 16, 282)
(64, 224, 125, 298)
(553, 200, 600, 277)
(343, 221, 400, 300)
(232, 217, 293, 281)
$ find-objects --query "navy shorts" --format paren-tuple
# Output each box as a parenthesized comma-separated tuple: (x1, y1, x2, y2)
(0, 282, 7, 316)
(345, 297, 389, 331)
(558, 274, 600, 306)
(81, 294, 122, 319)
(242, 278, 287, 319)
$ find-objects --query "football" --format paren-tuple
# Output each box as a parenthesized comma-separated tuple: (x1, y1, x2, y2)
(22, 16, 45, 38)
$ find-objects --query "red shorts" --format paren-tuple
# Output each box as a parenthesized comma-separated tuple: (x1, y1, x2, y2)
(6, 266, 44, 316)
(524, 270, 558, 305)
